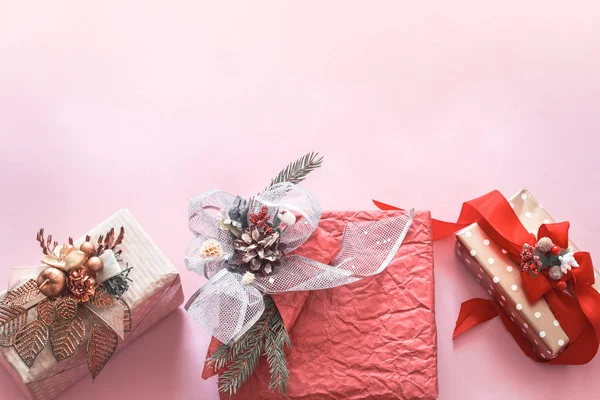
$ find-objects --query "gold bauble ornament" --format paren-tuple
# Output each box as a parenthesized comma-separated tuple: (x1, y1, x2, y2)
(36, 267, 67, 298)
(86, 256, 104, 275)
(79, 241, 96, 256)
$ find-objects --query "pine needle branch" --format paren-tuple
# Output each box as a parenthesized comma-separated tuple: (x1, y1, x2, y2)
(265, 303, 291, 396)
(215, 295, 280, 396)
(266, 151, 323, 190)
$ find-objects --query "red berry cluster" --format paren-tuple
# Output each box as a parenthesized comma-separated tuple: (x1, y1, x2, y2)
(250, 205, 272, 234)
(520, 245, 542, 276)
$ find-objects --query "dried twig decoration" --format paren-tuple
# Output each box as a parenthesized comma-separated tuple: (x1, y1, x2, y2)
(95, 227, 126, 256)
(36, 229, 58, 256)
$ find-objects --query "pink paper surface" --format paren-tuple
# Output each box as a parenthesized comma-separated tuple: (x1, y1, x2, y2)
(1, 2, 600, 399)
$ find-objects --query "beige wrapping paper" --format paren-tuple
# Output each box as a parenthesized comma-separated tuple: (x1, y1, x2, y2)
(455, 188, 600, 360)
(0, 209, 184, 400)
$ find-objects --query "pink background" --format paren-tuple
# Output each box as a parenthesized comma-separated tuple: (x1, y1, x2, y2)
(1, 1, 599, 399)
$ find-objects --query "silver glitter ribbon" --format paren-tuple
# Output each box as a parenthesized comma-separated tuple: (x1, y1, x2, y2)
(185, 182, 414, 344)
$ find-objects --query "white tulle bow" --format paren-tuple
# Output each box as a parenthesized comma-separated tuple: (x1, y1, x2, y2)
(184, 183, 414, 344)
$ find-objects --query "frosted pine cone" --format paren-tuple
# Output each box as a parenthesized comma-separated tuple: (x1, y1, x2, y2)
(231, 226, 285, 275)
(536, 237, 554, 253)
(549, 265, 563, 281)
(199, 239, 223, 259)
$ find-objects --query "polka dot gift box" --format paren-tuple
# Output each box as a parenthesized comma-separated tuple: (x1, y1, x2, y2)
(376, 189, 600, 364)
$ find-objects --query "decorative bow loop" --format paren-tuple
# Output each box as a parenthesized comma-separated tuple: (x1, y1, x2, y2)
(520, 222, 596, 304)
(186, 182, 414, 344)
(538, 221, 570, 249)
(186, 269, 265, 344)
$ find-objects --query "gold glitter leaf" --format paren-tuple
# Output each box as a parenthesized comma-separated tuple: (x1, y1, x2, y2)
(87, 324, 118, 380)
(5, 280, 40, 307)
(37, 299, 56, 326)
(90, 288, 115, 308)
(14, 320, 49, 367)
(116, 297, 132, 332)
(50, 316, 85, 362)
(54, 297, 78, 321)
(0, 304, 28, 347)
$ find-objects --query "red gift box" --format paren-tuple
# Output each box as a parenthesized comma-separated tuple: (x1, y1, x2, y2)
(202, 210, 438, 400)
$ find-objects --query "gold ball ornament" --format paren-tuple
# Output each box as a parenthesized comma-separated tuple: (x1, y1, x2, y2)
(86, 256, 104, 276)
(79, 241, 96, 256)
(36, 267, 67, 297)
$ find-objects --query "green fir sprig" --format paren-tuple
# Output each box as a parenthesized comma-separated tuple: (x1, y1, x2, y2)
(265, 306, 291, 396)
(208, 295, 290, 396)
(266, 151, 323, 190)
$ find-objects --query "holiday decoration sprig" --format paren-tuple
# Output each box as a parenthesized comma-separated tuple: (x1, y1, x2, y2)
(0, 227, 133, 379)
(521, 236, 579, 283)
(207, 151, 322, 397)
(207, 295, 290, 396)
(266, 151, 323, 190)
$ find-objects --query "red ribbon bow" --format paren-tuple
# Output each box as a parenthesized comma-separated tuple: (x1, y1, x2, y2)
(374, 190, 600, 364)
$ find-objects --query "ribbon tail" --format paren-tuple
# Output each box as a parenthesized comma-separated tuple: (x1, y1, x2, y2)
(185, 269, 265, 344)
(574, 279, 600, 342)
(374, 200, 474, 240)
(372, 200, 402, 211)
(253, 210, 414, 293)
(375, 191, 532, 256)
(453, 298, 499, 339)
(453, 298, 543, 362)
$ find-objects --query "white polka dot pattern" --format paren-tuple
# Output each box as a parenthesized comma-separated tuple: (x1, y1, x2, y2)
(452, 188, 591, 361)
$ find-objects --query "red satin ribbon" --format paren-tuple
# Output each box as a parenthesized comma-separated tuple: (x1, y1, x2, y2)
(374, 191, 600, 364)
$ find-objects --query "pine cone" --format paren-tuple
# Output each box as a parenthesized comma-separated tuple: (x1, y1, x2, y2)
(66, 268, 97, 303)
(231, 226, 284, 275)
